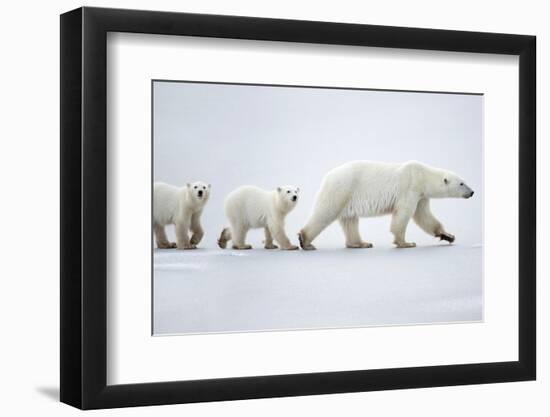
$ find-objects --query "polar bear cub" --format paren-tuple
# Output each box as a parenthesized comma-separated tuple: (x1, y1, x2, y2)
(153, 181, 211, 250)
(298, 160, 474, 250)
(218, 185, 300, 250)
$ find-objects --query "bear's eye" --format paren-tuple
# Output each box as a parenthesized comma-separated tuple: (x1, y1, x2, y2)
(287, 190, 290, 193)
(460, 182, 464, 186)
(194, 186, 197, 189)
(203, 186, 206, 190)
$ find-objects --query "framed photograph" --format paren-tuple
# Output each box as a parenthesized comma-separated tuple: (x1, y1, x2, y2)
(60, 6, 536, 409)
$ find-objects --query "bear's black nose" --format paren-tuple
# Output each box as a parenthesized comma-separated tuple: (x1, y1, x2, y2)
(292, 195, 297, 202)
(470, 191, 474, 197)
(198, 190, 203, 197)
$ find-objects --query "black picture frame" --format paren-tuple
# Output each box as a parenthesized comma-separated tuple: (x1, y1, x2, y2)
(60, 6, 536, 410)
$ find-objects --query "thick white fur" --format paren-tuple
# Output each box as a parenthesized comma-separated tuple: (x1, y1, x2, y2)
(299, 160, 474, 250)
(153, 181, 211, 249)
(218, 185, 300, 250)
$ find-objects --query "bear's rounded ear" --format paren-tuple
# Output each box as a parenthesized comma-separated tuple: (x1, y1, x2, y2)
(277, 186, 282, 193)
(444, 178, 448, 185)
(186, 183, 191, 188)
(208, 184, 211, 188)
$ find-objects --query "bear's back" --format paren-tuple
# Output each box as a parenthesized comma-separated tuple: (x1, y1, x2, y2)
(224, 186, 272, 225)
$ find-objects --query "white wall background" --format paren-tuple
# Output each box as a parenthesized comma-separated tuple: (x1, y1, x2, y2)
(0, 0, 545, 416)
(153, 81, 482, 247)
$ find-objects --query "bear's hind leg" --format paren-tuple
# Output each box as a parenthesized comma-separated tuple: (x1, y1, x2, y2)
(154, 223, 176, 249)
(339, 217, 373, 248)
(263, 227, 278, 249)
(217, 227, 231, 249)
(299, 199, 345, 250)
(231, 223, 252, 250)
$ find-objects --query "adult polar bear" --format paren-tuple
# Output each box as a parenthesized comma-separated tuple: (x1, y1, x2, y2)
(298, 161, 474, 250)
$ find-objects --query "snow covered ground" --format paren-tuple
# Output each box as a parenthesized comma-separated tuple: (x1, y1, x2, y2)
(153, 243, 482, 335)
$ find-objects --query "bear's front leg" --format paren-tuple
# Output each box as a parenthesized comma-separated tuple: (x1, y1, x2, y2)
(391, 200, 417, 248)
(436, 231, 455, 243)
(189, 212, 204, 246)
(175, 214, 195, 250)
(413, 198, 455, 244)
(269, 222, 298, 250)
